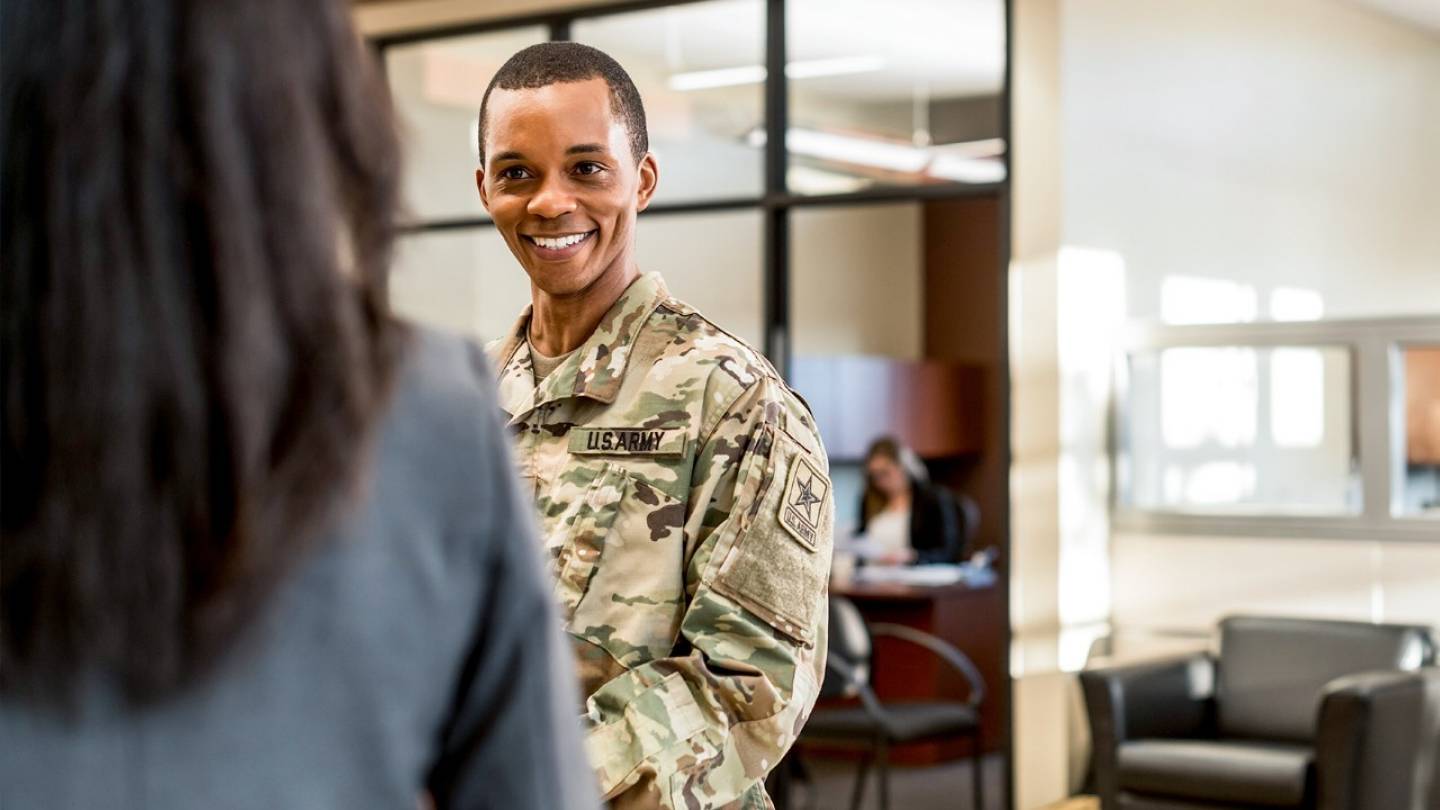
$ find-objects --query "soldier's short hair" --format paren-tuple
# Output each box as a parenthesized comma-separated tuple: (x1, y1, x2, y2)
(478, 42, 649, 167)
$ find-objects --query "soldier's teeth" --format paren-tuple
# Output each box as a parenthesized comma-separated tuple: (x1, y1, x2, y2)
(534, 232, 591, 250)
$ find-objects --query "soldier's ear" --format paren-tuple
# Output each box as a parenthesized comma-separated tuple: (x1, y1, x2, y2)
(635, 152, 659, 213)
(476, 167, 490, 210)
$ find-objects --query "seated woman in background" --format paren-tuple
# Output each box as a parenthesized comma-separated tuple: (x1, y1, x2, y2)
(0, 2, 593, 808)
(855, 437, 972, 566)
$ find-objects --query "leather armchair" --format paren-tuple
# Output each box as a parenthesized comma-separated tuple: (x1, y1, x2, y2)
(1080, 616, 1438, 810)
(1317, 668, 1440, 810)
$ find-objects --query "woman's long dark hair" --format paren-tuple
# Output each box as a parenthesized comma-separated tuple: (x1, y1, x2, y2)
(1, 0, 406, 702)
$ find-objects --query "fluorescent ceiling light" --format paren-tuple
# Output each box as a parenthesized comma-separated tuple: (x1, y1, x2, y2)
(787, 128, 929, 173)
(782, 128, 1007, 184)
(668, 55, 885, 91)
(928, 153, 1007, 183)
(786, 55, 887, 80)
(786, 165, 871, 195)
(668, 65, 767, 92)
(934, 137, 1006, 160)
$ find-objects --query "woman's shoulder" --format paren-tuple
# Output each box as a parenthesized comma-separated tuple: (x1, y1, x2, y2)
(359, 326, 516, 549)
(393, 326, 499, 423)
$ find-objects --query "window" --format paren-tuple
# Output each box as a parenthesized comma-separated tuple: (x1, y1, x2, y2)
(573, 0, 765, 204)
(787, 0, 1006, 194)
(388, 229, 527, 341)
(384, 27, 549, 223)
(369, 6, 1015, 802)
(791, 203, 924, 358)
(1397, 344, 1440, 518)
(1116, 318, 1440, 540)
(373, 0, 1009, 364)
(634, 210, 765, 347)
(1120, 345, 1357, 515)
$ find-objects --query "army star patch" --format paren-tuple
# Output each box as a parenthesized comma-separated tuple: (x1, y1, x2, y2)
(780, 455, 827, 551)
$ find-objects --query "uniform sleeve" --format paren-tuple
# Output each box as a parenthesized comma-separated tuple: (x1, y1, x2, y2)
(426, 346, 599, 810)
(580, 377, 833, 809)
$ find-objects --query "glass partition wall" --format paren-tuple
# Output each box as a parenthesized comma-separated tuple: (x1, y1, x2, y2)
(376, 0, 1009, 365)
(375, 2, 1013, 806)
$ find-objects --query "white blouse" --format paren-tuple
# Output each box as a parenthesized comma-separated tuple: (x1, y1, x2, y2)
(860, 508, 910, 562)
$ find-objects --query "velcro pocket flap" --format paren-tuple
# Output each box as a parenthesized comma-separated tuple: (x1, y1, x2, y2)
(711, 427, 832, 645)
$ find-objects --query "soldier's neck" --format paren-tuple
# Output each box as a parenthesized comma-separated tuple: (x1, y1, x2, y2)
(528, 263, 640, 357)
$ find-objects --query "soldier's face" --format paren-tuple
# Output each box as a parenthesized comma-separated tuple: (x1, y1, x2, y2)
(477, 78, 658, 298)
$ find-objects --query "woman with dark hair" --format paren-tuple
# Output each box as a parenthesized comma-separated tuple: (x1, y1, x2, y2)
(0, 1, 593, 808)
(856, 436, 974, 566)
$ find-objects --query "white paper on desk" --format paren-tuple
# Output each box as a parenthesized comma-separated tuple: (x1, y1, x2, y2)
(835, 532, 888, 561)
(854, 564, 967, 586)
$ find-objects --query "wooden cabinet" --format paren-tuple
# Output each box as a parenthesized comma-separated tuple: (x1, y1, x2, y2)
(790, 355, 983, 462)
(1406, 347, 1440, 465)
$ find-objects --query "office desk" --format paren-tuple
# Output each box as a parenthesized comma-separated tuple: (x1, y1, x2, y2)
(810, 577, 1007, 764)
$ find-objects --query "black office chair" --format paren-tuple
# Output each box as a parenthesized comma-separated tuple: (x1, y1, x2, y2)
(954, 492, 981, 562)
(799, 595, 987, 810)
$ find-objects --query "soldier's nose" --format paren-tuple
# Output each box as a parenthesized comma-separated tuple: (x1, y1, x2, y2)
(527, 184, 578, 219)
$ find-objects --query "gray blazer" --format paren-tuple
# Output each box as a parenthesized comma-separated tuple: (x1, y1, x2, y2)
(0, 329, 598, 810)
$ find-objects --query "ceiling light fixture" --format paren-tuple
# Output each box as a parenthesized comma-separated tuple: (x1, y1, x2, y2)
(668, 55, 886, 91)
(778, 128, 1007, 184)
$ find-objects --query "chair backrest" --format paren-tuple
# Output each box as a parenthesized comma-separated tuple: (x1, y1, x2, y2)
(820, 595, 872, 700)
(956, 492, 980, 553)
(1217, 615, 1436, 743)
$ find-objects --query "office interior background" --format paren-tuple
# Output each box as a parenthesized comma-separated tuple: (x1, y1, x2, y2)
(355, 0, 1439, 806)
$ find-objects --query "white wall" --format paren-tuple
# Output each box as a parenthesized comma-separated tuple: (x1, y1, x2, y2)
(1111, 533, 1440, 630)
(792, 203, 925, 359)
(1063, 0, 1440, 324)
(1009, 2, 1076, 806)
(390, 210, 766, 348)
(390, 228, 529, 341)
(1011, 1, 1440, 804)
(1056, 0, 1440, 638)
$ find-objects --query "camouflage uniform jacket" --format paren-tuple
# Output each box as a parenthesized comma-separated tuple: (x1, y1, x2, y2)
(485, 272, 833, 809)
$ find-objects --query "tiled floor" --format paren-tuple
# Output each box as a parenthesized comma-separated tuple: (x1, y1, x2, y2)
(1037, 800, 1098, 810)
(785, 754, 1007, 810)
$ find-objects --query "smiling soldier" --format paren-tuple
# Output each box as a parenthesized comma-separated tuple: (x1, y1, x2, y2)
(477, 43, 833, 809)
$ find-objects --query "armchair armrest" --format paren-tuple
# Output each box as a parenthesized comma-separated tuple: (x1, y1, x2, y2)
(1316, 667, 1440, 810)
(869, 622, 986, 708)
(1079, 653, 1216, 809)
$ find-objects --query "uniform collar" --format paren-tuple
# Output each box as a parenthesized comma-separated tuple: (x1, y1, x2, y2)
(495, 272, 669, 420)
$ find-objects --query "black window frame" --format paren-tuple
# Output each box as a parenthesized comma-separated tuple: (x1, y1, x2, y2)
(372, 0, 1013, 376)
(372, 1, 1016, 804)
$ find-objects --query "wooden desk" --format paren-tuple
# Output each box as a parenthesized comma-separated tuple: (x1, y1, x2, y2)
(810, 578, 1007, 764)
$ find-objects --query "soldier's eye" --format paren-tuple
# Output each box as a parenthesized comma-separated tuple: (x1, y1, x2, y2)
(573, 161, 605, 176)
(498, 166, 532, 181)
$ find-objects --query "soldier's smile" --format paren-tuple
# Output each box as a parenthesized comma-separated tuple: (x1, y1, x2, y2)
(523, 229, 597, 262)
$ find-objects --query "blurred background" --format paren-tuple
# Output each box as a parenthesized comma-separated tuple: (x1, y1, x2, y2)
(354, 0, 1439, 807)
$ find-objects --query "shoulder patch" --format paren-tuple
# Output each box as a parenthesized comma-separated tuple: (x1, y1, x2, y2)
(779, 454, 828, 551)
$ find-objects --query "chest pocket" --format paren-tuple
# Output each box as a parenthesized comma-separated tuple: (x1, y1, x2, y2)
(546, 461, 629, 616)
(541, 459, 690, 671)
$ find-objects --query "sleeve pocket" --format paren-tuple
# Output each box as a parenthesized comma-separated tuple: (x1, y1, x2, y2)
(711, 427, 832, 645)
